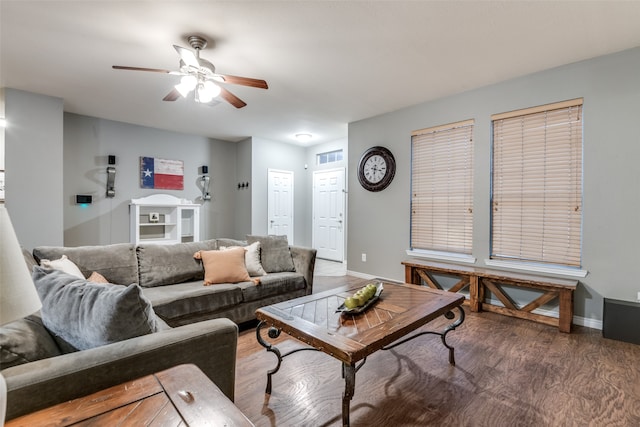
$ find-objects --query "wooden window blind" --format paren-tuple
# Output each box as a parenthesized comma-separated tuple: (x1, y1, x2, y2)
(411, 119, 474, 254)
(491, 99, 583, 267)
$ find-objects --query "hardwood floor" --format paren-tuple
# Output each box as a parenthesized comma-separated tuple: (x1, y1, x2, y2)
(234, 275, 640, 426)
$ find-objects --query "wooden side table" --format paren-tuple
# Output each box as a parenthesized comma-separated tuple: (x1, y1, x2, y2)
(6, 364, 254, 427)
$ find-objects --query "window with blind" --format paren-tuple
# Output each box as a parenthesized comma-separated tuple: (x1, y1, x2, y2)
(491, 99, 583, 267)
(411, 120, 474, 254)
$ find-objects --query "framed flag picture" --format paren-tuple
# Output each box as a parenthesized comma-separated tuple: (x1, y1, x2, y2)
(140, 157, 184, 190)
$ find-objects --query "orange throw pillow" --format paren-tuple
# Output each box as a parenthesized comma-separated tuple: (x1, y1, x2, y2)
(194, 247, 252, 285)
(87, 271, 110, 284)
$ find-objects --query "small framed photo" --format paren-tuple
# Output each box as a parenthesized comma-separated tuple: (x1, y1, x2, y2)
(149, 212, 160, 223)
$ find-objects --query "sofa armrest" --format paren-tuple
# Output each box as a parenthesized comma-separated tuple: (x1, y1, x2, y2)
(3, 318, 238, 420)
(290, 245, 317, 295)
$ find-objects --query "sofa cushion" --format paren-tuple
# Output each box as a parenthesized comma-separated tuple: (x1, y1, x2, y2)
(137, 240, 218, 288)
(215, 238, 247, 248)
(247, 235, 295, 273)
(0, 314, 62, 369)
(142, 280, 244, 321)
(39, 255, 84, 279)
(32, 267, 157, 351)
(194, 248, 252, 285)
(239, 272, 306, 303)
(219, 241, 266, 277)
(33, 243, 138, 286)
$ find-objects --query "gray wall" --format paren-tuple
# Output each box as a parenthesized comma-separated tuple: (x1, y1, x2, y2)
(2, 90, 330, 250)
(233, 137, 252, 240)
(62, 114, 238, 245)
(251, 137, 311, 247)
(4, 89, 64, 249)
(347, 46, 640, 323)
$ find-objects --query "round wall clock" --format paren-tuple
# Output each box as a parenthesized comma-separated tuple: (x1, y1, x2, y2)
(357, 146, 396, 192)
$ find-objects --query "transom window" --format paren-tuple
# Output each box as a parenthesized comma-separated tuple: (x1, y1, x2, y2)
(317, 150, 343, 165)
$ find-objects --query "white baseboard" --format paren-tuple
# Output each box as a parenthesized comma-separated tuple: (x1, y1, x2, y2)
(346, 270, 375, 279)
(574, 315, 602, 330)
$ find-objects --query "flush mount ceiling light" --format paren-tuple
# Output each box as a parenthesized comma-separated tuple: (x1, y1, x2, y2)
(296, 133, 312, 143)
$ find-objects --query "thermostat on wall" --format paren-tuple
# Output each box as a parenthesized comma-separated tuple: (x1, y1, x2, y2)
(76, 195, 93, 204)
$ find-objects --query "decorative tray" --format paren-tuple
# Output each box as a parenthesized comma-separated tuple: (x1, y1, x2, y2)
(336, 282, 384, 314)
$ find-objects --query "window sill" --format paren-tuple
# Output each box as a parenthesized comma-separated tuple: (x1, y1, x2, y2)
(406, 249, 476, 264)
(484, 259, 588, 278)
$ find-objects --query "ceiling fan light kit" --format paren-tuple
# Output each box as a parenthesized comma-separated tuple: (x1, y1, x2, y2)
(113, 35, 268, 109)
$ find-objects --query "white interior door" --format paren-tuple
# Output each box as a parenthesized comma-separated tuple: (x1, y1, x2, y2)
(313, 168, 345, 261)
(267, 169, 294, 243)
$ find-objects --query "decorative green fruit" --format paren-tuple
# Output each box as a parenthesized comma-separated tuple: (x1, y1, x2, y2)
(344, 297, 358, 309)
(352, 295, 364, 306)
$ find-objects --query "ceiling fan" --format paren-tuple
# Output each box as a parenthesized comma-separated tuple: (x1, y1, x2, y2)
(113, 35, 268, 109)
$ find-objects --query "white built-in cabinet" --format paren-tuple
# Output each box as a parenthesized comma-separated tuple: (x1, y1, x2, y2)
(130, 194, 200, 245)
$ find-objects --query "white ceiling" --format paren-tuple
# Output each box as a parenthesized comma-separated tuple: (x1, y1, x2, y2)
(2, 1, 640, 146)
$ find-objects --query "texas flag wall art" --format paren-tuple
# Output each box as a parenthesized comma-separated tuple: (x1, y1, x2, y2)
(140, 157, 184, 190)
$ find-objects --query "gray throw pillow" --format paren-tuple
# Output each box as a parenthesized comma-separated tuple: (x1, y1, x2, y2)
(0, 314, 62, 369)
(137, 239, 218, 287)
(32, 266, 157, 351)
(246, 235, 295, 273)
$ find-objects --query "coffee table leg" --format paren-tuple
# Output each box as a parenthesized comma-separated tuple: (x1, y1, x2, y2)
(441, 306, 465, 365)
(342, 363, 356, 427)
(255, 321, 282, 394)
(256, 320, 322, 395)
(380, 305, 465, 365)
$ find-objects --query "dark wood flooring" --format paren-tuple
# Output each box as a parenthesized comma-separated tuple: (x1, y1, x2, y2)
(234, 275, 640, 426)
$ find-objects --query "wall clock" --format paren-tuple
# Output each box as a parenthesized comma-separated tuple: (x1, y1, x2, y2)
(357, 146, 396, 192)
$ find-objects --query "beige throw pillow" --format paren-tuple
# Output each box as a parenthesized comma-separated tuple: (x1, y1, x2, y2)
(193, 247, 252, 285)
(219, 241, 266, 277)
(39, 255, 84, 279)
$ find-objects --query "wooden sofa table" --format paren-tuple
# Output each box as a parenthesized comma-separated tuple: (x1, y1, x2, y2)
(6, 364, 255, 427)
(255, 280, 465, 427)
(402, 258, 578, 332)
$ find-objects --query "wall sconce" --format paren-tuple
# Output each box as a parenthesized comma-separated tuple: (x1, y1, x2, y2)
(106, 155, 116, 198)
(237, 182, 249, 189)
(200, 165, 211, 201)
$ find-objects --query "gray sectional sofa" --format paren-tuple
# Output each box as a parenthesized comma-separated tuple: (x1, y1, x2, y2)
(32, 236, 316, 326)
(1, 236, 316, 420)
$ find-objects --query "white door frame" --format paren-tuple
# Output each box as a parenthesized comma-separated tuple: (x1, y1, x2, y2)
(267, 169, 294, 243)
(312, 167, 346, 262)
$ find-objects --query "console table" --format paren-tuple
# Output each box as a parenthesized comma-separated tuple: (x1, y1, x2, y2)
(6, 364, 254, 427)
(402, 259, 578, 333)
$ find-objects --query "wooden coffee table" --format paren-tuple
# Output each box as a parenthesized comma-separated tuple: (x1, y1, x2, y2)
(6, 364, 255, 427)
(255, 280, 465, 427)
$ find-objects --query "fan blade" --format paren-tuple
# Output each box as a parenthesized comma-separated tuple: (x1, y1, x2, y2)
(112, 65, 171, 73)
(173, 45, 199, 67)
(219, 87, 247, 109)
(218, 74, 268, 89)
(162, 88, 181, 102)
